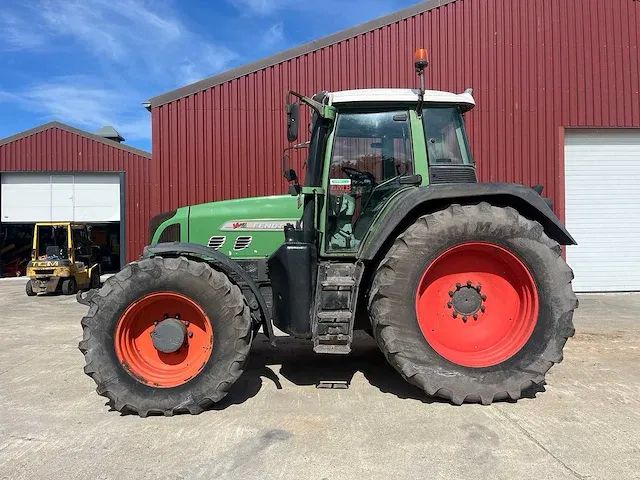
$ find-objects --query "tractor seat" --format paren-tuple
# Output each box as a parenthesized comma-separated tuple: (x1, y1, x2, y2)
(75, 262, 86, 272)
(46, 246, 60, 257)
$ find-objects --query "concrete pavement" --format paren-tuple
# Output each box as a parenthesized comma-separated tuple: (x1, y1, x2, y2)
(0, 279, 638, 479)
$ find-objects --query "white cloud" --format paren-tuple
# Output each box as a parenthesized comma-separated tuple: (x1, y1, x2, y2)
(1, 77, 151, 141)
(0, 11, 48, 50)
(2, 0, 237, 86)
(115, 116, 154, 142)
(230, 0, 283, 15)
(0, 0, 242, 144)
(261, 23, 285, 49)
(0, 91, 20, 102)
(178, 45, 238, 85)
(24, 82, 117, 126)
(177, 63, 205, 88)
(38, 0, 182, 62)
(228, 0, 407, 19)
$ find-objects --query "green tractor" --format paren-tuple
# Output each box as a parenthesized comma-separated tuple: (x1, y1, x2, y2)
(78, 51, 577, 416)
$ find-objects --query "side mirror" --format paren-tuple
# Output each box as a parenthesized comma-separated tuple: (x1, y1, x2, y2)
(286, 102, 300, 142)
(284, 169, 298, 183)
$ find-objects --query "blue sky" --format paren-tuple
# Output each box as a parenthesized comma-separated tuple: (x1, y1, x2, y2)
(0, 0, 419, 151)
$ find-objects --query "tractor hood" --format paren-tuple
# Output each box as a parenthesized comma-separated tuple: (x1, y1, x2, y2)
(189, 195, 302, 258)
(152, 195, 302, 259)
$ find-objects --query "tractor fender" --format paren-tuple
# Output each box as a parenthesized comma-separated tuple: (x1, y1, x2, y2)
(143, 242, 275, 346)
(360, 182, 576, 262)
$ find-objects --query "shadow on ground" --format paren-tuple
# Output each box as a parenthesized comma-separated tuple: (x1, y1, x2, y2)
(212, 332, 548, 411)
(211, 332, 442, 410)
(110, 330, 547, 416)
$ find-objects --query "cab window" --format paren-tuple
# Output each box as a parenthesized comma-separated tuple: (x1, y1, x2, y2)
(37, 225, 68, 259)
(423, 107, 473, 165)
(326, 110, 414, 251)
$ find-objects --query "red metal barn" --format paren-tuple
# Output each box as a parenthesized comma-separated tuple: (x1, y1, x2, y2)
(0, 122, 151, 273)
(150, 0, 640, 292)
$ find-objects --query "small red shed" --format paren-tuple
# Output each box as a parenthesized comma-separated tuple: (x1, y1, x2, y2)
(0, 121, 151, 275)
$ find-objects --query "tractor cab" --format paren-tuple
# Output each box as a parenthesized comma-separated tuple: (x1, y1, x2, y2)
(323, 89, 476, 251)
(283, 65, 477, 255)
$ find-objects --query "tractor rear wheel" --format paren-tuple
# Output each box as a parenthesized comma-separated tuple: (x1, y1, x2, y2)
(78, 256, 252, 416)
(368, 203, 577, 405)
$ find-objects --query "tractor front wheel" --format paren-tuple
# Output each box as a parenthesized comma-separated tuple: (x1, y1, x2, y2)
(368, 203, 577, 405)
(78, 256, 252, 416)
(25, 280, 36, 297)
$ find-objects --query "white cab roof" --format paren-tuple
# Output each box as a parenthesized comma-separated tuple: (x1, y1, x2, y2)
(328, 88, 475, 111)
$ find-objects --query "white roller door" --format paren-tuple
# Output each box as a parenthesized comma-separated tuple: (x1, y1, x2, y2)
(1, 173, 121, 223)
(565, 129, 640, 292)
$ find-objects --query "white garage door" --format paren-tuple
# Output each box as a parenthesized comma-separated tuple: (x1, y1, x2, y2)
(1, 173, 121, 223)
(565, 129, 640, 292)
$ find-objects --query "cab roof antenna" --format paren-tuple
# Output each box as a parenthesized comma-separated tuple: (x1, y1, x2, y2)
(414, 48, 429, 117)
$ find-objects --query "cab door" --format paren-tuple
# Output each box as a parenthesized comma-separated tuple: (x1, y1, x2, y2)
(323, 109, 418, 252)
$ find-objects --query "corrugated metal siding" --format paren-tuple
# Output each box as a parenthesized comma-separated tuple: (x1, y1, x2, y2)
(0, 126, 151, 262)
(151, 0, 640, 219)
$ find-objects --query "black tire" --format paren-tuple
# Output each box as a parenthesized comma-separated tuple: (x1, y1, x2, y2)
(90, 268, 101, 289)
(25, 280, 36, 297)
(368, 203, 577, 405)
(78, 256, 252, 417)
(62, 278, 76, 295)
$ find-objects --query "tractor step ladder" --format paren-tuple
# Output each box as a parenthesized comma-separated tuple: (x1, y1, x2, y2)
(313, 261, 364, 354)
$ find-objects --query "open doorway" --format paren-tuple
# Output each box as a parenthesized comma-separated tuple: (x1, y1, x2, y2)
(87, 223, 121, 273)
(0, 222, 122, 277)
(0, 224, 33, 277)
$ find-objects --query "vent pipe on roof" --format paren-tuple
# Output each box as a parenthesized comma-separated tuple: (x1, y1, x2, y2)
(95, 126, 125, 143)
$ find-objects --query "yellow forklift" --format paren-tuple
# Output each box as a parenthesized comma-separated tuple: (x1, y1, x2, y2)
(26, 223, 101, 296)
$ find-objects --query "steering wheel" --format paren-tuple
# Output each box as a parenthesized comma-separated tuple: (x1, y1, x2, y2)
(341, 166, 376, 186)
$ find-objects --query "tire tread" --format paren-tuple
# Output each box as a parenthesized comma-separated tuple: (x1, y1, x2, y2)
(78, 256, 252, 416)
(368, 203, 576, 405)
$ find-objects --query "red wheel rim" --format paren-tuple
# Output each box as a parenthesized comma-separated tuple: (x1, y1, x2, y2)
(415, 242, 539, 368)
(115, 292, 213, 388)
